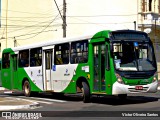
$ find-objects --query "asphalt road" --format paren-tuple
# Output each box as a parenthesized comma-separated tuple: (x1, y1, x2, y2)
(0, 91, 160, 120)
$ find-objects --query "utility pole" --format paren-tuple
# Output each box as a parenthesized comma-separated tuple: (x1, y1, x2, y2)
(133, 21, 136, 30)
(63, 0, 66, 37)
(14, 37, 17, 47)
(54, 0, 67, 37)
(6, 0, 8, 48)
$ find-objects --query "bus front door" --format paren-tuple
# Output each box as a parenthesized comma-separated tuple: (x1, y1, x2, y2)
(43, 50, 53, 91)
(93, 44, 106, 93)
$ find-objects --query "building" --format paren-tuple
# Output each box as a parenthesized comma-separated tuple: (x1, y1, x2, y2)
(0, 0, 160, 76)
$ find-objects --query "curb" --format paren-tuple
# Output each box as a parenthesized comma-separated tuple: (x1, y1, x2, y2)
(0, 98, 40, 111)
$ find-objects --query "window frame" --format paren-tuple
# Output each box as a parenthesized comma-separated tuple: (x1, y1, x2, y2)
(19, 49, 29, 68)
(2, 53, 10, 69)
(54, 43, 69, 65)
(30, 47, 42, 67)
(70, 40, 88, 64)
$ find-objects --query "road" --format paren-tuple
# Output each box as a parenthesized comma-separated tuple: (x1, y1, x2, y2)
(0, 91, 160, 120)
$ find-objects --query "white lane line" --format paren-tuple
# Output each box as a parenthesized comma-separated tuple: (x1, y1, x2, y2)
(30, 100, 52, 104)
(7, 97, 53, 105)
(0, 97, 40, 110)
(4, 91, 13, 94)
(17, 96, 67, 103)
(29, 97, 67, 103)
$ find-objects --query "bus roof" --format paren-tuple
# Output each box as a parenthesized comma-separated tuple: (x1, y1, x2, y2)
(4, 34, 93, 53)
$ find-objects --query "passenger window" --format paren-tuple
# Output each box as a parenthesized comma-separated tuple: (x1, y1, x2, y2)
(2, 53, 10, 69)
(71, 40, 88, 64)
(54, 43, 69, 65)
(19, 50, 29, 67)
(30, 48, 42, 67)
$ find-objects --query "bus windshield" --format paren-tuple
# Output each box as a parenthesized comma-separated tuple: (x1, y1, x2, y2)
(112, 42, 156, 71)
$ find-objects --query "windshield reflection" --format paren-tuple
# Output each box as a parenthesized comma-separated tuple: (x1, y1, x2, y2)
(113, 42, 156, 71)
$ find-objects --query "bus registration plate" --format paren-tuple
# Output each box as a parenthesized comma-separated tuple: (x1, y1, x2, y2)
(135, 86, 143, 90)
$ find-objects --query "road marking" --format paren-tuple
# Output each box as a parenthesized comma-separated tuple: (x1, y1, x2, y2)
(29, 97, 67, 103)
(17, 96, 67, 103)
(6, 97, 52, 105)
(30, 100, 52, 104)
(4, 91, 13, 94)
(0, 99, 15, 102)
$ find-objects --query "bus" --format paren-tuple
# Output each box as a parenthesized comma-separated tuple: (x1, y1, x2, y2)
(1, 30, 158, 103)
(0, 59, 1, 87)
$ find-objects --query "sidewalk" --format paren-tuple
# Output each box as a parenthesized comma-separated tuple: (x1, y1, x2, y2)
(0, 87, 40, 111)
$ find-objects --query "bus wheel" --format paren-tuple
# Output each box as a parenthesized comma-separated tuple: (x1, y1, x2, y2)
(118, 94, 127, 99)
(81, 82, 90, 103)
(23, 80, 31, 97)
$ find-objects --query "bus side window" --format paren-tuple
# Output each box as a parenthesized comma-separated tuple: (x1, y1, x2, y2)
(54, 43, 69, 65)
(19, 50, 29, 67)
(2, 53, 10, 69)
(71, 40, 88, 64)
(30, 48, 42, 67)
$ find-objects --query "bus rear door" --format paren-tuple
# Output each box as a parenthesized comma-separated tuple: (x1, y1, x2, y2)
(43, 47, 54, 91)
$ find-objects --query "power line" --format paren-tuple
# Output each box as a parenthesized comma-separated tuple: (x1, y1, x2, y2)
(10, 30, 57, 39)
(0, 18, 61, 35)
(67, 22, 133, 24)
(0, 29, 57, 42)
(0, 24, 61, 28)
(0, 15, 56, 18)
(1, 7, 62, 15)
(67, 14, 138, 17)
(14, 14, 60, 41)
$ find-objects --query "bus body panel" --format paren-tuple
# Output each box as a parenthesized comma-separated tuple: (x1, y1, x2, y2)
(51, 64, 78, 92)
(1, 69, 12, 89)
(24, 66, 43, 91)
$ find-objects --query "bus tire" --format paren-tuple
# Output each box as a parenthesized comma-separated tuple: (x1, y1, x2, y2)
(82, 82, 90, 103)
(23, 80, 31, 97)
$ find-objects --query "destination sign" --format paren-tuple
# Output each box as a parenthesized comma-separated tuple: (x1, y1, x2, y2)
(111, 32, 148, 40)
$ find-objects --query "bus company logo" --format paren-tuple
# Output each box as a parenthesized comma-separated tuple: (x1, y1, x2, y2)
(64, 69, 70, 76)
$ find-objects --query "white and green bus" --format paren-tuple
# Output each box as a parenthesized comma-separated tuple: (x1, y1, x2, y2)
(1, 30, 158, 102)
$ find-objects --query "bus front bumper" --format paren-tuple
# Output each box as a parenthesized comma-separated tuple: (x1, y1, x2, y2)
(112, 80, 158, 95)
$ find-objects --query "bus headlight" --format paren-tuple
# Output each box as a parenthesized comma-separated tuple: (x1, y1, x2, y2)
(116, 73, 124, 84)
(152, 72, 158, 83)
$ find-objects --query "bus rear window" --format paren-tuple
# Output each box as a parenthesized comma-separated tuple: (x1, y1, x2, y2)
(2, 53, 10, 69)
